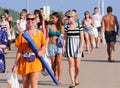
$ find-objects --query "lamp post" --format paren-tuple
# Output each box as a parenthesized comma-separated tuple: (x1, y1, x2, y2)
(98, 0, 101, 14)
(101, 0, 106, 44)
(45, 0, 47, 6)
(43, 0, 50, 20)
(101, 0, 104, 16)
(26, 0, 29, 13)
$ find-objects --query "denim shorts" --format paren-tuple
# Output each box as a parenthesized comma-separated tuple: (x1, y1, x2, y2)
(84, 28, 94, 34)
(47, 44, 62, 56)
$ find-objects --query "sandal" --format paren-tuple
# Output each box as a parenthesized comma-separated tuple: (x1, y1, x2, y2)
(75, 82, 79, 86)
(69, 85, 75, 88)
(108, 58, 114, 63)
(75, 80, 79, 86)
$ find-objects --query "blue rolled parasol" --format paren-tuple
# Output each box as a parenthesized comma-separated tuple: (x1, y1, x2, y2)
(22, 31, 58, 85)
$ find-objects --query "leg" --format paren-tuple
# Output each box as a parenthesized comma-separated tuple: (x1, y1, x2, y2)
(8, 40, 11, 50)
(22, 74, 31, 88)
(89, 34, 94, 54)
(96, 27, 101, 48)
(106, 43, 110, 60)
(96, 36, 101, 48)
(74, 58, 80, 85)
(95, 38, 97, 47)
(68, 57, 75, 86)
(56, 54, 62, 83)
(48, 44, 57, 76)
(30, 72, 40, 88)
(50, 56, 57, 76)
(84, 33, 90, 52)
(109, 42, 115, 61)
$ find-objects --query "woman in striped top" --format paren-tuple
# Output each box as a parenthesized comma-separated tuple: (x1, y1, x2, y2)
(63, 11, 84, 88)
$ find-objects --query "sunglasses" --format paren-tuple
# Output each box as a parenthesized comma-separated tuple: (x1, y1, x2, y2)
(27, 18, 35, 21)
(67, 16, 73, 18)
(20, 15, 23, 16)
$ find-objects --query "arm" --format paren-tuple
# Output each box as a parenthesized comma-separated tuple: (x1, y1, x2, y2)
(12, 49, 22, 72)
(100, 17, 105, 36)
(38, 44, 46, 57)
(46, 24, 50, 45)
(62, 31, 67, 56)
(115, 16, 119, 34)
(14, 49, 22, 65)
(80, 30, 84, 52)
(42, 18, 46, 36)
(8, 16, 13, 31)
(81, 20, 84, 26)
(0, 45, 7, 49)
(6, 21, 11, 37)
(91, 18, 95, 27)
(37, 31, 47, 57)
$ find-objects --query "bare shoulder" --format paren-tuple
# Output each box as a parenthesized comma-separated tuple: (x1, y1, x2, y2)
(112, 14, 117, 17)
(113, 15, 118, 19)
(8, 16, 13, 21)
(103, 14, 115, 20)
(103, 15, 107, 19)
(81, 19, 85, 24)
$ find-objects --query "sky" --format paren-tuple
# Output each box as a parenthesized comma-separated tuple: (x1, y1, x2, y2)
(0, 0, 119, 21)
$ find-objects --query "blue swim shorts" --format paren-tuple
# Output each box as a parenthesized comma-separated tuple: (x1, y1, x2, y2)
(47, 44, 62, 56)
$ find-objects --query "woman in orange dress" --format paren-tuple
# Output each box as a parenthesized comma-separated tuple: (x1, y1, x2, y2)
(12, 13, 46, 88)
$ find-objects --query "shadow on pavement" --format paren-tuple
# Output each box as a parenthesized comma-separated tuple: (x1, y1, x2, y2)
(0, 79, 7, 83)
(81, 59, 120, 63)
(38, 80, 55, 86)
(38, 81, 70, 87)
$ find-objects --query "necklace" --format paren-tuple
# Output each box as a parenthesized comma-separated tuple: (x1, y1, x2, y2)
(27, 29, 36, 38)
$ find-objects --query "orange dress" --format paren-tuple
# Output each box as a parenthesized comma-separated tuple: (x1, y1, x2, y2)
(14, 30, 46, 76)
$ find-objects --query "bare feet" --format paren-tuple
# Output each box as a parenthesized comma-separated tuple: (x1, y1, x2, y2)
(85, 50, 90, 54)
(90, 49, 94, 54)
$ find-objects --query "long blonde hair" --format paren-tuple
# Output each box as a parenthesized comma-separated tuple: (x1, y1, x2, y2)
(71, 11, 78, 21)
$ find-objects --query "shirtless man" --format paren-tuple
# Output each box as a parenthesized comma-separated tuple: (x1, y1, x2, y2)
(101, 6, 119, 62)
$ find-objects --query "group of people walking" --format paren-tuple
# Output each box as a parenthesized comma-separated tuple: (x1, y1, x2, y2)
(0, 5, 119, 88)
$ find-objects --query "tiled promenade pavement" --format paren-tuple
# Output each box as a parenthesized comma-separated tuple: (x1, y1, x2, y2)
(1, 36, 120, 88)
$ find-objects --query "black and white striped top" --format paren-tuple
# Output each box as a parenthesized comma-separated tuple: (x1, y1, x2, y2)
(64, 25, 83, 37)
